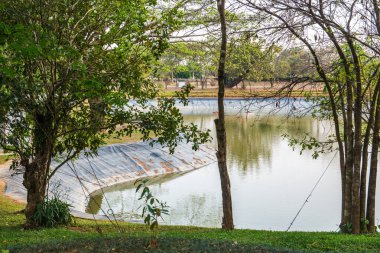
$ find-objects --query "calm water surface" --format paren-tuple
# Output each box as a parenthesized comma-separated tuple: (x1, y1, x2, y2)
(87, 99, 380, 231)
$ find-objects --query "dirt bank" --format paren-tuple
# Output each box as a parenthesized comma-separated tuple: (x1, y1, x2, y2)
(0, 161, 25, 205)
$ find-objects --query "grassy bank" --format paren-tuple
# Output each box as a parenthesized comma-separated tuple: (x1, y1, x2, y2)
(0, 154, 12, 165)
(159, 89, 327, 98)
(0, 186, 379, 253)
(103, 132, 146, 145)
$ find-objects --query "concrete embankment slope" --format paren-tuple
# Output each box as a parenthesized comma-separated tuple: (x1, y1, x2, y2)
(0, 142, 216, 217)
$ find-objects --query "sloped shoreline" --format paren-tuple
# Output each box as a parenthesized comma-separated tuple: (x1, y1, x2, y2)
(0, 142, 216, 219)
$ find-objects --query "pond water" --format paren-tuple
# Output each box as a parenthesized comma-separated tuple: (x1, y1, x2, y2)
(87, 98, 380, 231)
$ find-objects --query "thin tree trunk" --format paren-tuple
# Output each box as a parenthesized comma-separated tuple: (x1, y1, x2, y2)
(348, 79, 360, 230)
(366, 91, 380, 233)
(360, 128, 371, 233)
(359, 78, 380, 232)
(215, 0, 233, 230)
(366, 0, 380, 234)
(343, 78, 354, 231)
(346, 39, 363, 234)
(311, 5, 351, 229)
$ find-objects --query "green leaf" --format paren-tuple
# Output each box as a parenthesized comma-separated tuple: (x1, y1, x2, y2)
(135, 183, 143, 193)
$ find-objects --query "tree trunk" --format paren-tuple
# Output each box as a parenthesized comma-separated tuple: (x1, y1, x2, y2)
(215, 0, 234, 230)
(342, 79, 354, 231)
(23, 161, 49, 226)
(214, 118, 234, 229)
(339, 154, 346, 229)
(23, 112, 54, 227)
(359, 149, 369, 233)
(348, 41, 363, 234)
(366, 91, 380, 233)
(359, 80, 380, 233)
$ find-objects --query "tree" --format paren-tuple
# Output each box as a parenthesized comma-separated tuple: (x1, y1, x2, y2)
(215, 0, 234, 230)
(224, 35, 276, 87)
(158, 41, 217, 84)
(273, 48, 314, 81)
(164, 0, 276, 86)
(238, 0, 380, 234)
(0, 0, 208, 227)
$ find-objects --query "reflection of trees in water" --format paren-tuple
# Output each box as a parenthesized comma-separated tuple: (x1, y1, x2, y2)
(86, 193, 104, 214)
(86, 173, 185, 216)
(170, 194, 222, 227)
(87, 114, 330, 219)
(226, 117, 274, 174)
(185, 114, 324, 175)
(89, 186, 222, 227)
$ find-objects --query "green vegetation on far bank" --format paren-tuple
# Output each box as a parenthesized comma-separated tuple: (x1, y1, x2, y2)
(0, 186, 379, 253)
(159, 88, 327, 98)
(103, 132, 146, 145)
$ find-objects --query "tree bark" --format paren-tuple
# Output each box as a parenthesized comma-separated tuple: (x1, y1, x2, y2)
(359, 78, 380, 232)
(23, 161, 49, 226)
(23, 112, 54, 227)
(311, 5, 349, 229)
(343, 79, 354, 230)
(215, 0, 234, 230)
(366, 91, 380, 233)
(348, 39, 363, 234)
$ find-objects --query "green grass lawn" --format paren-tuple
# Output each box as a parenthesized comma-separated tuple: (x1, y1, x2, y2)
(1, 187, 379, 253)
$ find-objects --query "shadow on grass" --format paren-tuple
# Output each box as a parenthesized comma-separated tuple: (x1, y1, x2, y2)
(10, 236, 301, 253)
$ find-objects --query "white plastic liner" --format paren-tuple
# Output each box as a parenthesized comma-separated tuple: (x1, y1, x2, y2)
(1, 141, 216, 215)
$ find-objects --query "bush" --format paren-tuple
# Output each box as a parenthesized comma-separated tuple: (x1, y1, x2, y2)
(33, 196, 72, 228)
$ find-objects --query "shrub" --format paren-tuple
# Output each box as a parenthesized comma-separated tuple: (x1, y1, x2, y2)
(32, 196, 72, 228)
(135, 179, 169, 249)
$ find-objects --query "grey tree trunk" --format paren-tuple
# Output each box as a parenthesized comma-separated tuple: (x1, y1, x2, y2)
(343, 81, 354, 231)
(349, 42, 363, 234)
(215, 0, 234, 230)
(359, 80, 380, 233)
(366, 91, 380, 232)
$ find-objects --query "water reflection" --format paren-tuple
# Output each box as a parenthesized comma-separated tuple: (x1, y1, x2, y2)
(87, 172, 189, 215)
(87, 99, 378, 231)
(186, 114, 329, 175)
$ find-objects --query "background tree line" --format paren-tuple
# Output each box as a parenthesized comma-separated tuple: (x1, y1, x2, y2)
(157, 40, 316, 83)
